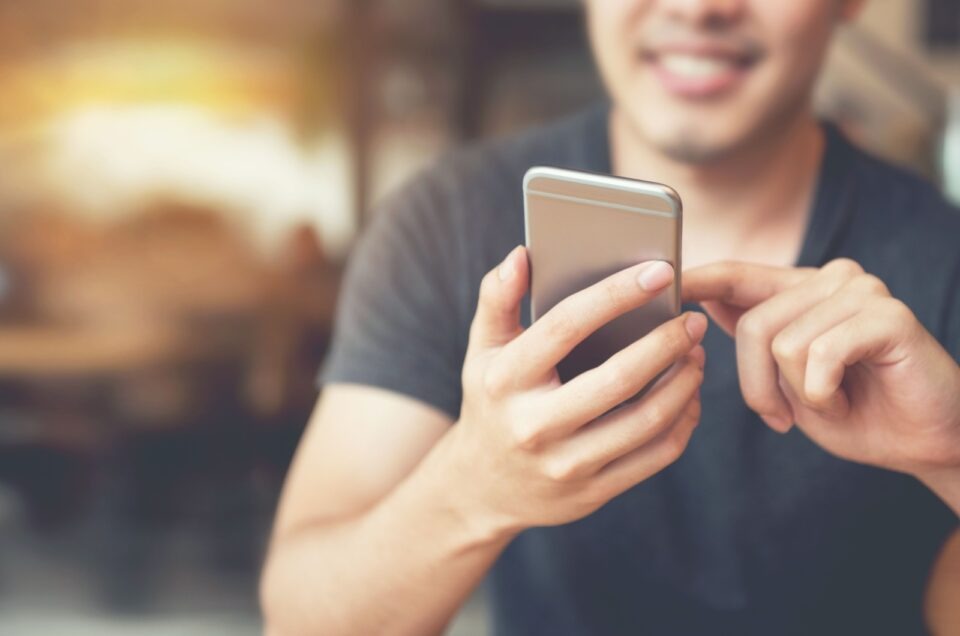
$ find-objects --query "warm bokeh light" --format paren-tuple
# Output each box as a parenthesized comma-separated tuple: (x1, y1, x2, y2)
(0, 33, 352, 256)
(0, 38, 298, 127)
(39, 104, 353, 254)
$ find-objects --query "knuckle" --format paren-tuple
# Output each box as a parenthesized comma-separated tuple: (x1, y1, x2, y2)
(726, 262, 749, 293)
(593, 364, 637, 408)
(737, 311, 768, 341)
(881, 297, 915, 327)
(661, 319, 693, 353)
(508, 419, 542, 452)
(824, 258, 863, 279)
(601, 363, 631, 394)
(741, 388, 778, 417)
(640, 402, 668, 431)
(601, 275, 632, 308)
(582, 483, 612, 509)
(804, 382, 832, 404)
(676, 362, 704, 393)
(854, 273, 889, 297)
(688, 398, 703, 422)
(794, 388, 820, 409)
(663, 429, 690, 462)
(481, 362, 512, 398)
(807, 337, 832, 363)
(718, 260, 745, 278)
(543, 456, 580, 482)
(542, 305, 581, 347)
(692, 364, 706, 387)
(771, 332, 803, 364)
(478, 269, 499, 301)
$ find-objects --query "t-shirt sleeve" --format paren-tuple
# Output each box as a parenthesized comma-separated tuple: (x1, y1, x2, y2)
(318, 175, 466, 420)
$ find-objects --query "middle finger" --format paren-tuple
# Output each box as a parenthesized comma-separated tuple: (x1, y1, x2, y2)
(735, 259, 863, 430)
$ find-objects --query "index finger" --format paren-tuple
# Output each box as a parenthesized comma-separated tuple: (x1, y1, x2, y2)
(497, 260, 675, 388)
(682, 261, 815, 308)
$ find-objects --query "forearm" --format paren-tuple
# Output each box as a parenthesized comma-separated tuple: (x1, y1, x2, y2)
(261, 438, 514, 636)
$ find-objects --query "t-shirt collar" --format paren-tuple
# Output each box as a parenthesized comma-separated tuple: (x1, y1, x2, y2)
(579, 101, 858, 269)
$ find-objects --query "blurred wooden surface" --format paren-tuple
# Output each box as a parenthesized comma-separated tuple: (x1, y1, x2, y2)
(0, 326, 183, 377)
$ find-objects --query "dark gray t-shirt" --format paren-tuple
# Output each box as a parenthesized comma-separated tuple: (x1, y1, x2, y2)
(321, 104, 960, 635)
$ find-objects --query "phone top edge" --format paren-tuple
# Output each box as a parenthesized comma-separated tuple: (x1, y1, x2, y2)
(523, 165, 683, 323)
(523, 166, 682, 216)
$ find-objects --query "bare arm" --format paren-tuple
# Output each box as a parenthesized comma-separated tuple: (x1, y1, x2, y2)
(260, 384, 508, 636)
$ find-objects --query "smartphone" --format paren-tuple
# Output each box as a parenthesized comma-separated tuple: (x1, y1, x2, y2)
(523, 166, 682, 384)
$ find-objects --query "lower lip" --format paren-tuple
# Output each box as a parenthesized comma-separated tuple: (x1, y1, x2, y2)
(648, 58, 750, 99)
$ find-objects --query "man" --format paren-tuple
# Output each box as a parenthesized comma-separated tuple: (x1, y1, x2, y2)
(261, 1, 960, 633)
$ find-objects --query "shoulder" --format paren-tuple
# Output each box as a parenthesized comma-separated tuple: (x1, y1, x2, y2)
(373, 104, 607, 267)
(839, 132, 960, 276)
(395, 105, 605, 213)
(843, 135, 960, 242)
(839, 133, 960, 344)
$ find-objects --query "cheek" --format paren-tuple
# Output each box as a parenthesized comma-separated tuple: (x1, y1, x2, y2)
(586, 0, 645, 25)
(755, 2, 836, 68)
(586, 0, 648, 79)
(753, 0, 837, 36)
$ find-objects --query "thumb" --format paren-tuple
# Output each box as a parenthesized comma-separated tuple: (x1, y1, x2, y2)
(467, 245, 529, 355)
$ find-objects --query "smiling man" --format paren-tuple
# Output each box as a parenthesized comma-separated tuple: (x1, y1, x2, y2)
(261, 1, 960, 634)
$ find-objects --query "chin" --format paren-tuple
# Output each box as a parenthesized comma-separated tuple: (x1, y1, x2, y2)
(654, 127, 726, 163)
(621, 58, 798, 164)
(635, 113, 750, 165)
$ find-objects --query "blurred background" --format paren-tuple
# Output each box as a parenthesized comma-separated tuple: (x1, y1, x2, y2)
(0, 0, 958, 634)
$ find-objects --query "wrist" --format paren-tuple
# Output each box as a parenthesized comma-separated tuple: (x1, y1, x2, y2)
(412, 428, 522, 551)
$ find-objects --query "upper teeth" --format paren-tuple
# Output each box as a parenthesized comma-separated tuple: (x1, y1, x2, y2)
(659, 53, 735, 79)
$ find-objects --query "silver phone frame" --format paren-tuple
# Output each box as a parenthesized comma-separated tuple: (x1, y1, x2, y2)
(523, 166, 683, 323)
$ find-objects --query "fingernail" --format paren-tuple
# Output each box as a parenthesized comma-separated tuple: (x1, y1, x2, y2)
(498, 248, 518, 281)
(761, 414, 793, 434)
(684, 312, 708, 341)
(637, 261, 674, 292)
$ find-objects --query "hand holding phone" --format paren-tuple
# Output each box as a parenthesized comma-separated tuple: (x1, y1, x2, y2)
(434, 246, 706, 538)
(524, 166, 683, 385)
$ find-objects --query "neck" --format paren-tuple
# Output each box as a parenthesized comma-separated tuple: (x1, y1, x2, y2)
(610, 108, 825, 252)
